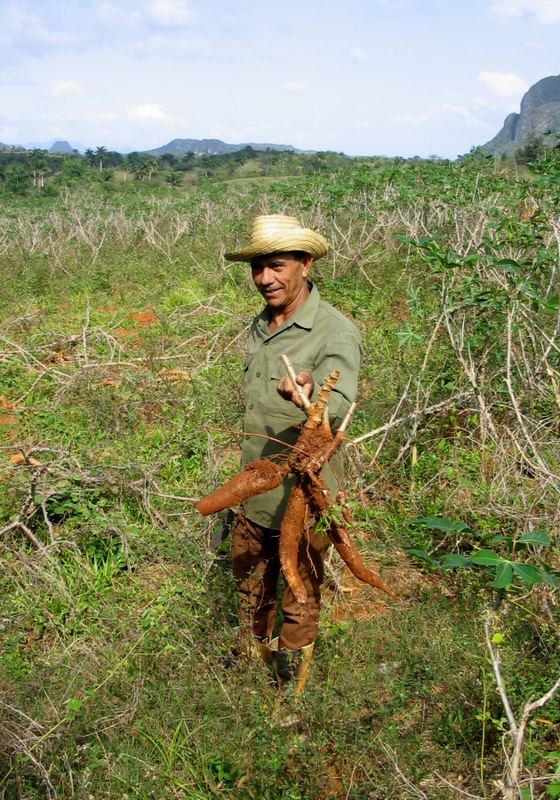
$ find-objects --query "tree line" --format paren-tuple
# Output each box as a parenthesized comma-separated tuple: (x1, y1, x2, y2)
(0, 145, 353, 195)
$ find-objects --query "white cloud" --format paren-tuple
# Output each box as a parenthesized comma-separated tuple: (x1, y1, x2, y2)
(284, 81, 305, 93)
(127, 32, 201, 55)
(98, 2, 141, 28)
(489, 0, 560, 23)
(437, 103, 487, 128)
(373, 0, 418, 7)
(147, 0, 195, 26)
(397, 112, 430, 126)
(128, 103, 168, 120)
(90, 111, 118, 122)
(9, 5, 79, 46)
(478, 70, 528, 96)
(398, 98, 491, 130)
(51, 80, 83, 97)
(472, 96, 491, 110)
(351, 46, 368, 62)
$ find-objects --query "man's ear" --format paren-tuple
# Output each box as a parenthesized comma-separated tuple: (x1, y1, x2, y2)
(302, 255, 314, 278)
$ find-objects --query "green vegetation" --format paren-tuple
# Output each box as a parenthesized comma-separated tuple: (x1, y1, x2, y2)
(1, 150, 558, 799)
(0, 146, 356, 194)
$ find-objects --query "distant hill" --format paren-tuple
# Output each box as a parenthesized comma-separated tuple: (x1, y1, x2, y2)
(482, 74, 560, 156)
(0, 142, 25, 152)
(0, 138, 315, 157)
(143, 138, 314, 157)
(49, 141, 78, 154)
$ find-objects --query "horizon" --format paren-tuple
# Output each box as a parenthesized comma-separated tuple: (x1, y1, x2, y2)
(1, 136, 317, 156)
(1, 0, 559, 160)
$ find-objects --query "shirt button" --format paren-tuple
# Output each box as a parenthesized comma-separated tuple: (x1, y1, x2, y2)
(248, 403, 254, 410)
(256, 371, 261, 377)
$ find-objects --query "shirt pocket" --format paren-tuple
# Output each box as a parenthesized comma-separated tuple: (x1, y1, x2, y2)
(265, 360, 314, 420)
(268, 360, 314, 380)
(243, 350, 257, 378)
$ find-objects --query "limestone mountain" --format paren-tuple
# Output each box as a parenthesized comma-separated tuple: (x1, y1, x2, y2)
(144, 138, 313, 156)
(49, 141, 77, 154)
(482, 74, 560, 156)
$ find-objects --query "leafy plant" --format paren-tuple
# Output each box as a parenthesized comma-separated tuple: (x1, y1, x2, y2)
(407, 518, 559, 590)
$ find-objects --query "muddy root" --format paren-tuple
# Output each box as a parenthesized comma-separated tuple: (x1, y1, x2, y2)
(197, 460, 289, 516)
(279, 484, 308, 604)
(328, 521, 394, 598)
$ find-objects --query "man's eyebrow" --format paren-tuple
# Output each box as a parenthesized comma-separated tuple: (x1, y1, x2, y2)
(252, 257, 287, 268)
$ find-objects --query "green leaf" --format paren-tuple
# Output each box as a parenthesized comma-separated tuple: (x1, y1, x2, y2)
(441, 554, 471, 569)
(493, 563, 513, 589)
(405, 547, 438, 566)
(64, 697, 83, 719)
(542, 572, 560, 589)
(512, 563, 543, 586)
(546, 781, 560, 799)
(445, 250, 463, 268)
(394, 234, 416, 245)
(492, 258, 520, 273)
(518, 530, 551, 547)
(413, 517, 470, 533)
(489, 534, 508, 544)
(470, 549, 505, 566)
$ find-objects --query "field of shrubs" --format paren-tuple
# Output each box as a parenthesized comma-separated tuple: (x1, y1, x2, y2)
(1, 150, 558, 799)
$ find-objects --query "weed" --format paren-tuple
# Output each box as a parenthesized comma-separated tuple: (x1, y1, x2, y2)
(1, 153, 558, 800)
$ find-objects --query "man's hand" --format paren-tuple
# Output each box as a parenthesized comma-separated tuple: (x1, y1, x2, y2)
(276, 371, 314, 408)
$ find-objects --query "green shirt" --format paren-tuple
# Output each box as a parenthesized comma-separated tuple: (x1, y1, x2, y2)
(241, 283, 361, 529)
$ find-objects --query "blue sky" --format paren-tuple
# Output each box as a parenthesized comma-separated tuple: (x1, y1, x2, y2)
(1, 0, 559, 158)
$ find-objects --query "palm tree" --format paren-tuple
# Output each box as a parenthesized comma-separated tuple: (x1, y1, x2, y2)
(132, 155, 158, 181)
(28, 149, 49, 188)
(95, 146, 107, 172)
(166, 171, 182, 186)
(160, 153, 178, 170)
(144, 155, 158, 180)
(4, 163, 32, 195)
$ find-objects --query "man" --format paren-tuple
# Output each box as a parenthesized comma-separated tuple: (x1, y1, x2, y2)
(225, 214, 361, 694)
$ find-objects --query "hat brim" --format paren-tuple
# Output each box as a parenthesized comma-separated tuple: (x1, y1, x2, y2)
(225, 230, 328, 262)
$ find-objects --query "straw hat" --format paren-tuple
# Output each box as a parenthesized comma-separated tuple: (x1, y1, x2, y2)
(225, 214, 328, 262)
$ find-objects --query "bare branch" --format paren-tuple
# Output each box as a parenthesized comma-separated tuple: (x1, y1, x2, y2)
(350, 392, 473, 445)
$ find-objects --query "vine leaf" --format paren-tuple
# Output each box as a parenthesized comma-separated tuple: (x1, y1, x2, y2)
(469, 549, 504, 566)
(518, 530, 550, 547)
(413, 516, 471, 533)
(493, 563, 513, 589)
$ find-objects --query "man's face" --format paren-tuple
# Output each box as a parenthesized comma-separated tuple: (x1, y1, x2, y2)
(251, 252, 312, 312)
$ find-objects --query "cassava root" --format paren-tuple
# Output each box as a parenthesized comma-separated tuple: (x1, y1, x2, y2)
(197, 357, 392, 604)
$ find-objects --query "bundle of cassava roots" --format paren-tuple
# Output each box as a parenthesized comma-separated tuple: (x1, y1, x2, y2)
(197, 356, 393, 604)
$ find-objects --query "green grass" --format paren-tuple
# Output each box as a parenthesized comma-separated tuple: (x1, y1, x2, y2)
(1, 155, 558, 799)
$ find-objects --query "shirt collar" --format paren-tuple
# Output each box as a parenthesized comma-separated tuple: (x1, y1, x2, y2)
(256, 281, 320, 338)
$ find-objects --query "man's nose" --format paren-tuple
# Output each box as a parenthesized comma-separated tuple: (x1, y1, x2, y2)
(260, 267, 275, 285)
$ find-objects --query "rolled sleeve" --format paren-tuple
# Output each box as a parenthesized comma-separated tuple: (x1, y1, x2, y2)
(309, 331, 361, 429)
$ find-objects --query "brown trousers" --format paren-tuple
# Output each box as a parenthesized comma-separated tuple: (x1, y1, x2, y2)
(231, 512, 330, 650)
